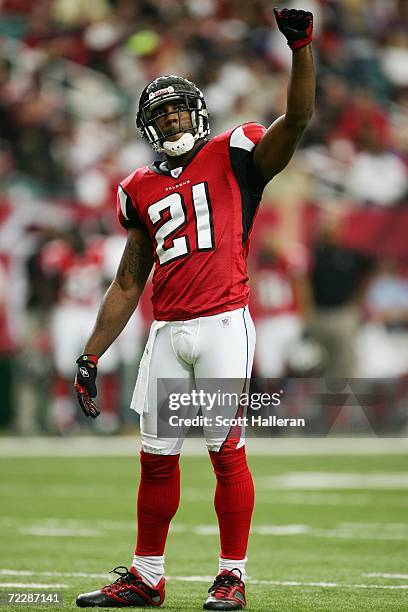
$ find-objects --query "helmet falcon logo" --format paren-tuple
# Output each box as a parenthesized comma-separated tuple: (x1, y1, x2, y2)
(136, 75, 210, 155)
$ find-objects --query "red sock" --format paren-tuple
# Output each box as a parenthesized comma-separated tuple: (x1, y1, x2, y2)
(209, 444, 254, 560)
(135, 451, 180, 556)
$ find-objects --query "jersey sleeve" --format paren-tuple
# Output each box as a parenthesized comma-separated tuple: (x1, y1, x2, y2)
(116, 184, 148, 233)
(229, 123, 268, 195)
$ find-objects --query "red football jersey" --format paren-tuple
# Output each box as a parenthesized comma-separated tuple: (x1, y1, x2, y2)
(250, 259, 299, 319)
(40, 238, 104, 307)
(250, 245, 309, 319)
(117, 123, 268, 320)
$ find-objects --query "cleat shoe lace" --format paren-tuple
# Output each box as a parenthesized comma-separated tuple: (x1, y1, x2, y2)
(208, 568, 245, 601)
(101, 566, 140, 595)
(76, 564, 164, 607)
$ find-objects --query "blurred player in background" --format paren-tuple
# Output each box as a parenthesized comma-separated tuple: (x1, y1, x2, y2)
(41, 228, 143, 433)
(250, 234, 310, 380)
(74, 8, 315, 610)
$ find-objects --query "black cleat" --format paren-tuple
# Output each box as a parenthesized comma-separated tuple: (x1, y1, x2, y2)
(76, 566, 165, 607)
(203, 569, 246, 610)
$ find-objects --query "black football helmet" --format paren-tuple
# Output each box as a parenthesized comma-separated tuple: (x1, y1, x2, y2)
(136, 75, 210, 153)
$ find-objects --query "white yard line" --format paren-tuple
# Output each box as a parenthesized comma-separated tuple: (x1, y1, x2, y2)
(19, 526, 103, 537)
(363, 573, 408, 579)
(0, 570, 108, 579)
(0, 582, 68, 588)
(3, 487, 408, 508)
(0, 437, 408, 457)
(185, 490, 408, 507)
(3, 474, 408, 499)
(259, 492, 371, 506)
(0, 484, 127, 498)
(1, 517, 407, 541)
(0, 573, 407, 591)
(252, 581, 408, 590)
(258, 472, 408, 489)
(0, 517, 134, 532)
(172, 522, 408, 541)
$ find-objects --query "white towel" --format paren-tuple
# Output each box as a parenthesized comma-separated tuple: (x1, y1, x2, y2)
(130, 320, 166, 414)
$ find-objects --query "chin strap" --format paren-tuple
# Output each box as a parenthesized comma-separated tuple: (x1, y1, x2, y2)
(162, 132, 195, 156)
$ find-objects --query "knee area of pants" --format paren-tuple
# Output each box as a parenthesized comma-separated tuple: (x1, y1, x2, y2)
(209, 446, 250, 481)
(140, 450, 180, 480)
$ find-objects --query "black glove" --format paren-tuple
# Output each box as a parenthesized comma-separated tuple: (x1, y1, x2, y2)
(74, 354, 100, 418)
(274, 7, 313, 50)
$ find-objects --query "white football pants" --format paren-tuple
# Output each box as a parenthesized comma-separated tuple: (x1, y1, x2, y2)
(52, 305, 143, 377)
(255, 313, 302, 378)
(139, 306, 256, 455)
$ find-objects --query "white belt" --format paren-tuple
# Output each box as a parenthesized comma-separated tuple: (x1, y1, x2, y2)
(130, 320, 166, 414)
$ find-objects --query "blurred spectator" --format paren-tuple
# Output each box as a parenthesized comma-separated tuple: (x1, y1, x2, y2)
(307, 212, 374, 378)
(357, 259, 408, 377)
(333, 87, 392, 149)
(0, 0, 407, 432)
(344, 124, 407, 206)
(365, 259, 408, 324)
(305, 75, 349, 147)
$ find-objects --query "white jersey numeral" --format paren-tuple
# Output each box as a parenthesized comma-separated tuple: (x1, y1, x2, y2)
(147, 182, 214, 265)
(192, 182, 213, 250)
(148, 193, 189, 265)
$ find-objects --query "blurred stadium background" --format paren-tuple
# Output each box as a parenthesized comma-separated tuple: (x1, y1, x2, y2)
(1, 2, 408, 610)
(0, 0, 408, 435)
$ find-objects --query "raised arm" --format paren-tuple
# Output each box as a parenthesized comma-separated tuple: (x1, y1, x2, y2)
(74, 228, 153, 417)
(253, 8, 315, 181)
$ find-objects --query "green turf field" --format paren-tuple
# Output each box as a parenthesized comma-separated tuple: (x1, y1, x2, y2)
(1, 441, 407, 611)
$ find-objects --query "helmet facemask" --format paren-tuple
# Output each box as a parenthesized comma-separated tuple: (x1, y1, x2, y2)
(136, 77, 210, 155)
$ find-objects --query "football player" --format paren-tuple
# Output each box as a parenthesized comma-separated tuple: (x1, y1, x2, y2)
(250, 236, 309, 379)
(75, 8, 314, 610)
